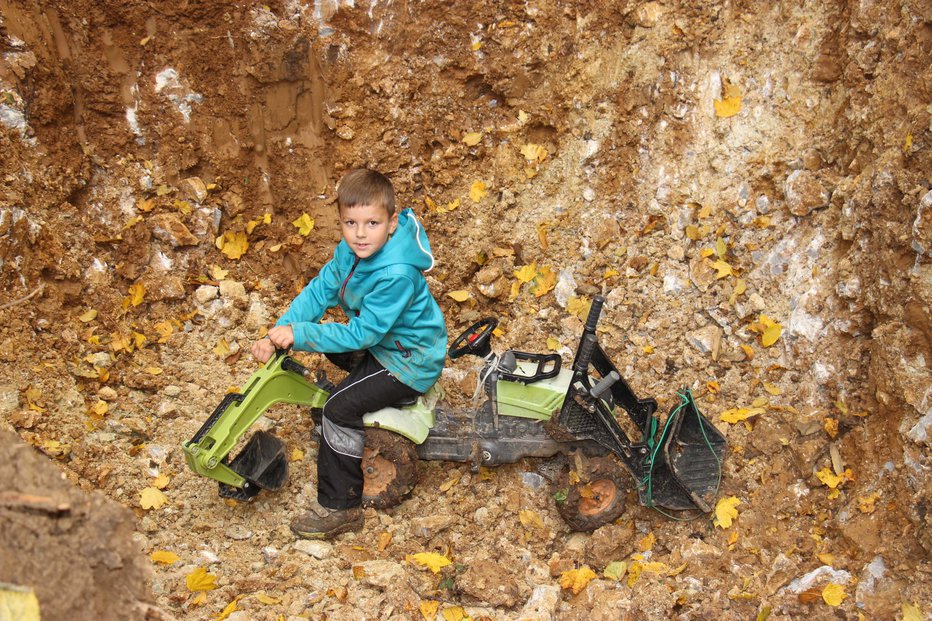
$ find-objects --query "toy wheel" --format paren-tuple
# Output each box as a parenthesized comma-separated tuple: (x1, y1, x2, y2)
(554, 457, 627, 531)
(361, 428, 418, 509)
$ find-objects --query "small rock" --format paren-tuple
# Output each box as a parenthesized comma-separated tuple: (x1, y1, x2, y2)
(98, 386, 118, 401)
(411, 514, 458, 536)
(686, 325, 723, 360)
(459, 559, 520, 607)
(582, 187, 595, 202)
(179, 177, 208, 203)
(262, 546, 279, 563)
(336, 125, 355, 140)
(0, 384, 20, 414)
(519, 585, 561, 620)
(294, 539, 332, 559)
(633, 1, 665, 27)
(163, 385, 182, 397)
(196, 285, 220, 304)
(199, 550, 221, 564)
(784, 170, 829, 216)
(219, 280, 248, 304)
(354, 560, 406, 588)
(225, 524, 253, 540)
(89, 352, 113, 368)
(475, 265, 502, 286)
(149, 213, 199, 247)
(688, 256, 717, 292)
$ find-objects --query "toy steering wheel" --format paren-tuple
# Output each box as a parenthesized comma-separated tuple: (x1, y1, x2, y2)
(448, 318, 498, 359)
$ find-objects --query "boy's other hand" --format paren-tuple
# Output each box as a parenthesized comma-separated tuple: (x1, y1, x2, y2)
(251, 337, 276, 363)
(267, 325, 295, 350)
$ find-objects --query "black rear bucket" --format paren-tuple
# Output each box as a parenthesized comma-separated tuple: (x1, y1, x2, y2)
(218, 430, 288, 500)
(639, 390, 726, 513)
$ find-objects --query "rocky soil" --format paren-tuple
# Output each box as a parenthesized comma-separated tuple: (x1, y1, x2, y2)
(0, 1, 929, 620)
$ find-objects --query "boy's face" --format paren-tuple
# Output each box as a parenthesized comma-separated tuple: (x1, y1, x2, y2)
(339, 203, 398, 259)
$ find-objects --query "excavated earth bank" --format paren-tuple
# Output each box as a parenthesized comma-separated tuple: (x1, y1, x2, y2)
(0, 1, 929, 620)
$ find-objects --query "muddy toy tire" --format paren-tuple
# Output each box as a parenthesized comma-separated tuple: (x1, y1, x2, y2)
(361, 428, 418, 509)
(554, 457, 627, 531)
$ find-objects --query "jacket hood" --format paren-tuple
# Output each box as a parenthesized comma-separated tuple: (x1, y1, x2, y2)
(348, 208, 435, 273)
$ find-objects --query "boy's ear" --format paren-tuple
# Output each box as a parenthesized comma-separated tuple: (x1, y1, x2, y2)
(389, 212, 398, 234)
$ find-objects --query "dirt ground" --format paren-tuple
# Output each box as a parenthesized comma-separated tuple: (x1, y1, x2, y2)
(0, 1, 929, 620)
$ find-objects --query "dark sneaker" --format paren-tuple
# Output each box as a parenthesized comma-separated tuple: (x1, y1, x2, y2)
(290, 501, 363, 540)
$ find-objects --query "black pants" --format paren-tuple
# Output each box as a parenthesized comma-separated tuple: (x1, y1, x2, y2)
(317, 351, 420, 509)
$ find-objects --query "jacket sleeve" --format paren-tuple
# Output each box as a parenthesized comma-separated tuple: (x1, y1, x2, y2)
(275, 257, 343, 328)
(289, 272, 416, 353)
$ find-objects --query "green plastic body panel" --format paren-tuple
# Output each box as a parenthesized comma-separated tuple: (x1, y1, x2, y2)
(182, 354, 328, 487)
(496, 363, 572, 420)
(362, 383, 442, 443)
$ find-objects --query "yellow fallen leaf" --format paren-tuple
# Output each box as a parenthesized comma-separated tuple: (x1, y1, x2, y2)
(186, 567, 218, 592)
(406, 552, 451, 573)
(291, 448, 304, 462)
(720, 407, 765, 424)
(441, 607, 466, 621)
(740, 344, 755, 360)
(816, 467, 844, 489)
(532, 265, 556, 297)
(191, 592, 207, 606)
(858, 492, 881, 513)
(711, 260, 733, 279)
(462, 131, 482, 146)
(566, 297, 590, 320)
(128, 282, 146, 306)
(902, 603, 923, 621)
(150, 550, 181, 564)
(88, 400, 109, 417)
(419, 600, 440, 620)
(439, 476, 460, 492)
(559, 566, 597, 595)
(144, 366, 163, 375)
(140, 487, 168, 510)
(520, 143, 548, 162)
(447, 290, 470, 302)
(763, 382, 782, 395)
(714, 79, 742, 118)
(514, 263, 537, 283)
(216, 231, 249, 260)
(761, 323, 782, 347)
(546, 337, 561, 351)
(603, 561, 627, 581)
(152, 474, 171, 489)
(638, 532, 656, 552)
(292, 213, 315, 236)
(627, 561, 643, 587)
(153, 321, 174, 343)
(255, 592, 281, 605)
(214, 339, 230, 357)
(715, 237, 727, 258)
(817, 553, 835, 565)
(519, 509, 545, 530)
(214, 597, 240, 620)
(377, 531, 392, 552)
(137, 197, 155, 212)
(822, 583, 846, 607)
(641, 561, 669, 574)
(714, 496, 740, 529)
(469, 180, 488, 203)
(79, 309, 98, 322)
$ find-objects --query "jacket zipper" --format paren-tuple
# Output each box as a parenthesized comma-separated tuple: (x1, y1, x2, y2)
(339, 256, 361, 307)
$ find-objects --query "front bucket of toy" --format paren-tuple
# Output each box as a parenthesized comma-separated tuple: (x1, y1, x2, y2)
(222, 430, 288, 496)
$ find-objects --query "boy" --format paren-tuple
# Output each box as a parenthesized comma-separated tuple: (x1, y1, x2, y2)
(251, 169, 447, 539)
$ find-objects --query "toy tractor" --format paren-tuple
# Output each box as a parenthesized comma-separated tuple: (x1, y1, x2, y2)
(182, 296, 726, 530)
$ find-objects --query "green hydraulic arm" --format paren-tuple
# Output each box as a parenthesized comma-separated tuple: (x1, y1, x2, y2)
(181, 352, 327, 488)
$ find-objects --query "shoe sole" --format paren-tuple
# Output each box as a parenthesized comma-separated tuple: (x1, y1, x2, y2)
(291, 518, 364, 540)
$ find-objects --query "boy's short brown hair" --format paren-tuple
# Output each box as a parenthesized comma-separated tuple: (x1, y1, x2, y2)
(337, 169, 396, 216)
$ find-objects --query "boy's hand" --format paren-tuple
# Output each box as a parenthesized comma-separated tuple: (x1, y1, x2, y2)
(250, 337, 276, 363)
(267, 325, 295, 350)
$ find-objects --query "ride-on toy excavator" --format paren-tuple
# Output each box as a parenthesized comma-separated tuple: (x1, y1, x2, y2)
(182, 296, 726, 530)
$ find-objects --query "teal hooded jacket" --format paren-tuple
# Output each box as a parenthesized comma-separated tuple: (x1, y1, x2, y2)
(275, 208, 447, 392)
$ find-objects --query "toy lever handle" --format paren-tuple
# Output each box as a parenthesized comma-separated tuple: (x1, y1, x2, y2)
(574, 333, 598, 373)
(585, 296, 605, 333)
(590, 371, 619, 400)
